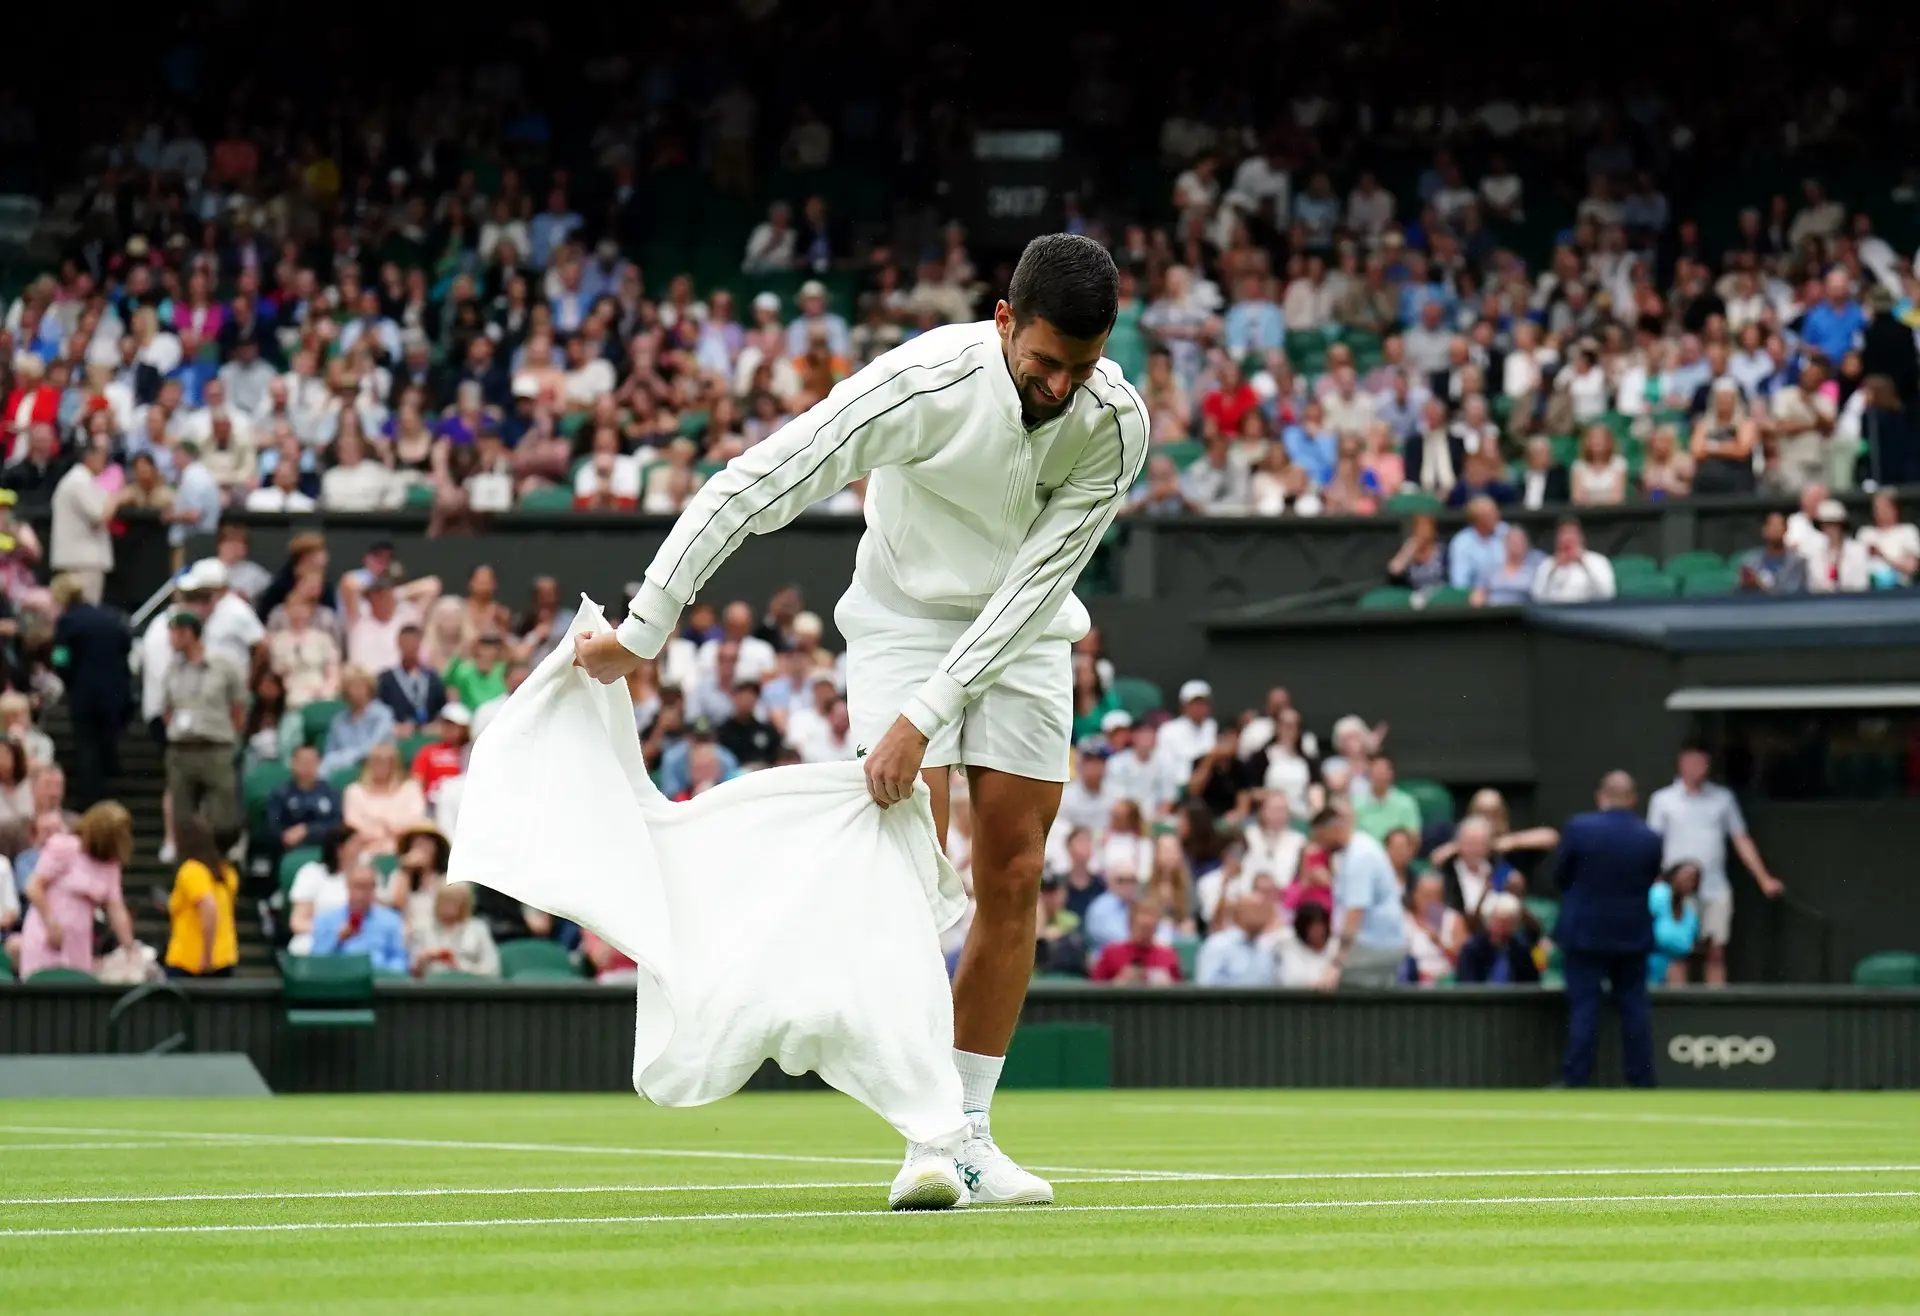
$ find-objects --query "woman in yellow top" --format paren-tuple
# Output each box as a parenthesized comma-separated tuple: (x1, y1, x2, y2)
(165, 813, 239, 979)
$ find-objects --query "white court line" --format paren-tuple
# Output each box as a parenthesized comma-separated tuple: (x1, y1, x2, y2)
(8, 1163, 1919, 1207)
(4, 1189, 1915, 1238)
(1112, 1103, 1894, 1129)
(0, 1124, 1178, 1181)
(0, 1142, 201, 1152)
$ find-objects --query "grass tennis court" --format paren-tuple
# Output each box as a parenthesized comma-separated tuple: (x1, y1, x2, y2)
(5, 1089, 1919, 1313)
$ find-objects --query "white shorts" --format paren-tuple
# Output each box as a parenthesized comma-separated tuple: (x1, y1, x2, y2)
(1698, 893, 1734, 947)
(834, 579, 1073, 783)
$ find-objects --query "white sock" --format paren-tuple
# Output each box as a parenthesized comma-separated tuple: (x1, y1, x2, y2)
(953, 1048, 1004, 1118)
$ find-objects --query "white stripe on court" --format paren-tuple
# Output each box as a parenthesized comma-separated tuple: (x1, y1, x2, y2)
(1111, 1102, 1892, 1129)
(3, 1189, 1914, 1238)
(0, 1124, 1175, 1180)
(7, 1162, 1918, 1207)
(0, 1142, 200, 1152)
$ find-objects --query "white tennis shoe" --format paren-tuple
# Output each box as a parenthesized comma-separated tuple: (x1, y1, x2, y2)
(954, 1113, 1054, 1206)
(888, 1142, 964, 1210)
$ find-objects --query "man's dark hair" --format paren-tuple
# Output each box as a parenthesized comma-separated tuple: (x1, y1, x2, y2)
(1007, 233, 1119, 341)
(1309, 806, 1344, 831)
(1557, 515, 1584, 533)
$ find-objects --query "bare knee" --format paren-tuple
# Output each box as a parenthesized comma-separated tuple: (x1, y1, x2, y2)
(971, 840, 1044, 924)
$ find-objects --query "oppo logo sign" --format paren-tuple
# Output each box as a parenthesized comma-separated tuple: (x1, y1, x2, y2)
(1668, 1034, 1776, 1068)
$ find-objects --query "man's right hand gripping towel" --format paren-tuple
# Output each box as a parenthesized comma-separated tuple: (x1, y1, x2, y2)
(447, 599, 971, 1147)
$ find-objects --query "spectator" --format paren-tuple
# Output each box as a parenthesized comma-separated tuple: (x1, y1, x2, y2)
(268, 592, 343, 711)
(1454, 892, 1540, 984)
(1281, 401, 1340, 486)
(162, 812, 239, 980)
(286, 827, 364, 955)
(1032, 876, 1088, 978)
(1433, 815, 1522, 927)
(1242, 792, 1305, 884)
(409, 705, 470, 808)
(1530, 518, 1617, 604)
(1403, 871, 1467, 984)
(309, 863, 409, 974)
(1447, 496, 1507, 591)
(742, 202, 797, 273)
(1798, 269, 1864, 364)
(1403, 398, 1465, 498)
(391, 824, 453, 937)
(319, 668, 398, 778)
(376, 624, 448, 732)
(47, 574, 130, 809)
(1057, 744, 1121, 838)
(340, 568, 441, 675)
(408, 882, 500, 978)
(0, 741, 35, 832)
(1386, 513, 1446, 593)
(1047, 827, 1107, 918)
(161, 611, 246, 845)
(1108, 721, 1182, 819)
(16, 801, 135, 979)
(1648, 860, 1703, 986)
(1089, 899, 1182, 985)
(714, 678, 779, 768)
(1802, 498, 1870, 593)
(1646, 745, 1784, 987)
(1445, 448, 1518, 508)
(1250, 710, 1314, 817)
(343, 741, 428, 856)
(1182, 427, 1253, 513)
(1277, 903, 1337, 987)
(1099, 799, 1153, 887)
(1689, 380, 1759, 494)
(1768, 358, 1836, 492)
(1472, 525, 1546, 607)
(266, 744, 341, 863)
(47, 437, 121, 604)
(1737, 512, 1810, 594)
(1570, 426, 1628, 506)
(1639, 424, 1695, 499)
(1313, 805, 1408, 988)
(0, 695, 52, 771)
(1157, 680, 1218, 781)
(1195, 893, 1281, 986)
(1858, 491, 1919, 587)
(1353, 755, 1422, 843)
(1126, 453, 1198, 516)
(1186, 726, 1251, 822)
(1082, 867, 1140, 955)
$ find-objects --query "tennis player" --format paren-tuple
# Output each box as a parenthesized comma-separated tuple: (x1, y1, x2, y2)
(575, 233, 1147, 1210)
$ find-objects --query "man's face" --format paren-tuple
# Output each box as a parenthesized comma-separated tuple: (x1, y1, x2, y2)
(346, 868, 377, 914)
(292, 747, 319, 787)
(1369, 757, 1394, 793)
(397, 629, 420, 664)
(1128, 902, 1159, 946)
(1679, 749, 1710, 788)
(829, 699, 850, 736)
(1131, 726, 1156, 759)
(722, 603, 751, 639)
(367, 583, 396, 619)
(1233, 893, 1274, 937)
(731, 686, 758, 719)
(1556, 524, 1583, 560)
(1183, 696, 1211, 725)
(1762, 513, 1787, 550)
(475, 638, 502, 668)
(994, 304, 1108, 423)
(1079, 754, 1105, 790)
(1458, 823, 1490, 864)
(1469, 499, 1498, 535)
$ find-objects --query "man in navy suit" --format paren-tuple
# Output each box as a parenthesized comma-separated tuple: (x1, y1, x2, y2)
(1554, 771, 1664, 1087)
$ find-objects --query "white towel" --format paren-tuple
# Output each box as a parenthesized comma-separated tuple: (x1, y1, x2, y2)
(447, 599, 971, 1146)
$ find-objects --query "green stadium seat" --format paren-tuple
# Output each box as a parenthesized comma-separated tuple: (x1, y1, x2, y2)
(517, 485, 575, 512)
(499, 939, 581, 981)
(246, 761, 293, 842)
(328, 765, 362, 792)
(403, 482, 436, 510)
(372, 853, 399, 880)
(26, 967, 97, 984)
(1156, 440, 1205, 471)
(1424, 586, 1472, 608)
(1615, 573, 1678, 598)
(1548, 434, 1579, 466)
(1384, 489, 1444, 515)
(1664, 550, 1727, 578)
(1611, 554, 1660, 577)
(1398, 777, 1455, 826)
(1357, 587, 1414, 610)
(279, 846, 323, 896)
(1172, 936, 1200, 982)
(301, 700, 347, 750)
(1851, 951, 1920, 987)
(280, 952, 377, 1028)
(1680, 568, 1741, 597)
(1109, 676, 1165, 719)
(1524, 897, 1560, 936)
(397, 732, 435, 769)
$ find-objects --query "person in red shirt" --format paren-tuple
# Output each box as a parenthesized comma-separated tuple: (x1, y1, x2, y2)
(410, 704, 471, 806)
(1200, 356, 1258, 437)
(1090, 899, 1182, 984)
(1, 353, 60, 461)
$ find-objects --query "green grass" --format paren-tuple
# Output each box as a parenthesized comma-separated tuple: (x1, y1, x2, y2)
(4, 1089, 1920, 1313)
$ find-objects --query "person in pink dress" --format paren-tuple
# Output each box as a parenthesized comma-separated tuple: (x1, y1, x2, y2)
(17, 801, 136, 977)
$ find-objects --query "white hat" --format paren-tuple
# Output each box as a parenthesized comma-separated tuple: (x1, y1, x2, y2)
(808, 667, 840, 688)
(798, 279, 827, 302)
(1816, 498, 1849, 525)
(177, 559, 228, 592)
(1100, 709, 1133, 733)
(511, 375, 540, 400)
(1178, 679, 1212, 705)
(792, 610, 823, 637)
(441, 703, 473, 727)
(752, 291, 781, 313)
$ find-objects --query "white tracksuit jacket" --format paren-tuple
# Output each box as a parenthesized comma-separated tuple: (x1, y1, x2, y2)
(617, 319, 1149, 739)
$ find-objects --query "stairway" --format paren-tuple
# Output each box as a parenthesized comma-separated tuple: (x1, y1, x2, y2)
(44, 709, 279, 977)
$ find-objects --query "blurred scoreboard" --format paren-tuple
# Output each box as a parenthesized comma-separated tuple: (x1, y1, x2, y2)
(969, 129, 1068, 247)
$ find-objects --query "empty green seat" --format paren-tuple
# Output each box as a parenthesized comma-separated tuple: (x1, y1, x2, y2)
(1172, 936, 1200, 982)
(1611, 553, 1660, 577)
(1358, 587, 1414, 610)
(27, 966, 97, 984)
(1524, 897, 1560, 936)
(245, 761, 293, 841)
(1398, 777, 1455, 825)
(1681, 568, 1741, 597)
(1109, 676, 1165, 719)
(280, 952, 377, 1028)
(1852, 951, 1920, 987)
(517, 485, 575, 512)
(398, 732, 435, 768)
(1615, 572, 1678, 598)
(1156, 440, 1205, 471)
(328, 764, 362, 792)
(499, 939, 581, 981)
(1385, 489, 1444, 515)
(1424, 586, 1472, 608)
(301, 700, 347, 750)
(1664, 550, 1727, 578)
(279, 845, 323, 896)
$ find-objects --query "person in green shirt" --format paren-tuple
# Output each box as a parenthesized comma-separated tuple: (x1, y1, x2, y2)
(1353, 754, 1423, 843)
(443, 631, 510, 710)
